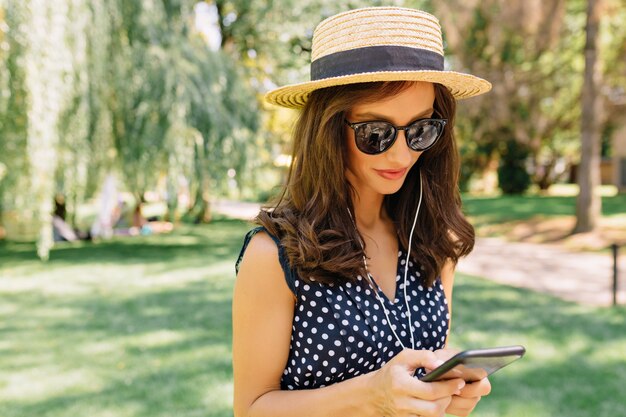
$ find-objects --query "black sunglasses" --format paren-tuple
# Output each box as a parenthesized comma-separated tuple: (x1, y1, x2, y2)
(345, 117, 447, 155)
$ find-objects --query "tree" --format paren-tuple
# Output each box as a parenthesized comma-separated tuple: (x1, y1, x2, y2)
(574, 0, 604, 233)
(0, 0, 262, 257)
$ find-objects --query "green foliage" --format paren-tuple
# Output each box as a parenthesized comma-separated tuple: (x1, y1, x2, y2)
(2, 0, 626, 252)
(0, 2, 29, 213)
(433, 0, 589, 190)
(497, 138, 532, 195)
(0, 0, 262, 253)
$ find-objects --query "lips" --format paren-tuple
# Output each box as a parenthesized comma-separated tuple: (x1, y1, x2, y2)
(374, 168, 408, 180)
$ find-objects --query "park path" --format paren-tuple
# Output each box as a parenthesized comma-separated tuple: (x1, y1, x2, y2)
(458, 238, 625, 307)
(214, 200, 626, 307)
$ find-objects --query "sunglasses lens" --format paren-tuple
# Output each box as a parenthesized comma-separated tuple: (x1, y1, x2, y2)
(406, 120, 444, 151)
(354, 122, 396, 154)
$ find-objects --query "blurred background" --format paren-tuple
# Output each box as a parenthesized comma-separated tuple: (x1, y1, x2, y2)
(0, 1, 625, 416)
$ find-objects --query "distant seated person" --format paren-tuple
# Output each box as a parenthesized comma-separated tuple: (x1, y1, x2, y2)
(131, 203, 173, 235)
(52, 193, 90, 241)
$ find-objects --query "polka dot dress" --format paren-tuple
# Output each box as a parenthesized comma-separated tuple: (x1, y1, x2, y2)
(236, 227, 450, 390)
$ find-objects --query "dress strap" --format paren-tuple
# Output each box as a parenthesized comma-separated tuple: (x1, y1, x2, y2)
(235, 226, 297, 295)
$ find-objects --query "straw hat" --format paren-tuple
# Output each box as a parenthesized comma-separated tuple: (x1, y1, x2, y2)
(265, 7, 491, 109)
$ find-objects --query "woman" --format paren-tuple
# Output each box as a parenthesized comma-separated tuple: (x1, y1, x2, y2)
(233, 7, 492, 417)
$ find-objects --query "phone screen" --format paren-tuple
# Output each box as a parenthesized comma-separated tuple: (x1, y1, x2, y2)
(420, 345, 526, 382)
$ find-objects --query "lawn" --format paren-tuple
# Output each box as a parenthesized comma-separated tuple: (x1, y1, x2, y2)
(462, 191, 626, 226)
(462, 191, 626, 248)
(1, 218, 625, 416)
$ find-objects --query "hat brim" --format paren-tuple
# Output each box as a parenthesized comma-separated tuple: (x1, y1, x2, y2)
(265, 70, 492, 109)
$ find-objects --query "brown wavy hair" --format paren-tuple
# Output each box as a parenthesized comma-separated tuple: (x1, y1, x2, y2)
(256, 81, 474, 287)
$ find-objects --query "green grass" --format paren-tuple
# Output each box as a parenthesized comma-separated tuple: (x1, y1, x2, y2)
(462, 192, 626, 228)
(0, 219, 251, 417)
(450, 275, 626, 417)
(1, 218, 625, 416)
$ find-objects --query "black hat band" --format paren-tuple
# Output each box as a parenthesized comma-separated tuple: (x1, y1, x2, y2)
(310, 45, 444, 81)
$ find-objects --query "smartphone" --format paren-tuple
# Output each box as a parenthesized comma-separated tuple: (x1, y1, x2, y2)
(419, 345, 526, 383)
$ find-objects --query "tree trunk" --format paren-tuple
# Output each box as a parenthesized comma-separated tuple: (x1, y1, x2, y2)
(186, 138, 212, 224)
(574, 0, 603, 234)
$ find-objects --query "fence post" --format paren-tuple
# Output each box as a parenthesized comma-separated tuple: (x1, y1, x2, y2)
(612, 243, 619, 307)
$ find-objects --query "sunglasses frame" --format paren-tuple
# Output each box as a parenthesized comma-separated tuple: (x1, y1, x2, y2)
(344, 117, 448, 155)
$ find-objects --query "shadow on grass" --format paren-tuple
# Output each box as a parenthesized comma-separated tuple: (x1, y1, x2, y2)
(3, 217, 625, 417)
(462, 193, 626, 226)
(1, 270, 238, 417)
(0, 218, 253, 417)
(452, 275, 626, 344)
(451, 274, 626, 417)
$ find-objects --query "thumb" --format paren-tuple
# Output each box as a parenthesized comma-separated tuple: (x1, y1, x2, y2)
(391, 349, 445, 373)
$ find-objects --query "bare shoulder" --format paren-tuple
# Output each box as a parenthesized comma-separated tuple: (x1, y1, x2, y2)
(235, 230, 293, 300)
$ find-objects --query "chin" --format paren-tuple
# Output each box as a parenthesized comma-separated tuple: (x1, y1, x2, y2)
(375, 181, 406, 195)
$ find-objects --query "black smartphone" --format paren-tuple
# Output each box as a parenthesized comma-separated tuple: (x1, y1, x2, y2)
(419, 345, 526, 382)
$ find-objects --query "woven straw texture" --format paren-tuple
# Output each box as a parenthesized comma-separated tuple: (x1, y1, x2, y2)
(265, 7, 491, 109)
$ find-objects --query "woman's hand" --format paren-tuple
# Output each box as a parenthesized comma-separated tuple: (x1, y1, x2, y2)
(445, 377, 491, 416)
(368, 349, 466, 417)
(431, 348, 492, 416)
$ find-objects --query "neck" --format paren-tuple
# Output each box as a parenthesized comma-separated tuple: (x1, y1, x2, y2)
(351, 186, 387, 230)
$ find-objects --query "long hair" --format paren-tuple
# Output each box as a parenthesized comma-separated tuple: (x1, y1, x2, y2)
(257, 81, 474, 287)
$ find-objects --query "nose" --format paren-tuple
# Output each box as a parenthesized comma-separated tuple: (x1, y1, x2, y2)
(385, 129, 415, 166)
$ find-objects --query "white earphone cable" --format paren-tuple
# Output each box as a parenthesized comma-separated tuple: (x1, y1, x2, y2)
(348, 170, 422, 351)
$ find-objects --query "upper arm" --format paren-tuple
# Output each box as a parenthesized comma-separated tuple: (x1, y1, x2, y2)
(440, 258, 455, 345)
(232, 232, 295, 417)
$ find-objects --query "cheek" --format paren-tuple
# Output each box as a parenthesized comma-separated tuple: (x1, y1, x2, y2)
(410, 151, 423, 167)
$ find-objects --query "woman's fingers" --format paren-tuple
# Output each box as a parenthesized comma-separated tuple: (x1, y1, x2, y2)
(370, 349, 466, 416)
(397, 396, 455, 417)
(445, 378, 491, 416)
(393, 348, 444, 373)
(457, 378, 492, 398)
(446, 395, 481, 417)
(408, 377, 465, 401)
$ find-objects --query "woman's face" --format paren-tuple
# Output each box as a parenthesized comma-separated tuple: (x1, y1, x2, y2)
(344, 81, 436, 197)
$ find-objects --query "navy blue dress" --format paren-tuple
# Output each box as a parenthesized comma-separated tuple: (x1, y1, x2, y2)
(236, 226, 449, 390)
